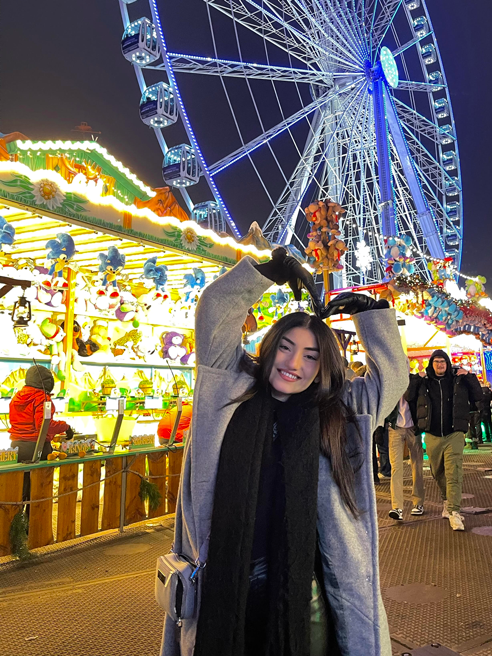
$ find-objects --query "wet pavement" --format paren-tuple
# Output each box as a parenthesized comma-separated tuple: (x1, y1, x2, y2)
(0, 446, 491, 655)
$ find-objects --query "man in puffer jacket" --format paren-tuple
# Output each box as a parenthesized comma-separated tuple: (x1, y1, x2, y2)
(407, 350, 482, 531)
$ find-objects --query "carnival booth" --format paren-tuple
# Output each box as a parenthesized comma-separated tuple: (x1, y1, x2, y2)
(0, 138, 269, 555)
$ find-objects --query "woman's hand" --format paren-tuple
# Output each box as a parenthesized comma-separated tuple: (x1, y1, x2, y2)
(255, 247, 322, 310)
(322, 292, 389, 318)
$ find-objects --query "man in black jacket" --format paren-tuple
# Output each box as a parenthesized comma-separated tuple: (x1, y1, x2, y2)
(407, 349, 483, 531)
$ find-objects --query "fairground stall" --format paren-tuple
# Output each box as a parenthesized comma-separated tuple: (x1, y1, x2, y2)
(0, 137, 269, 556)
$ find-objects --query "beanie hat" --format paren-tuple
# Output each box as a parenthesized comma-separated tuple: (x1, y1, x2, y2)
(25, 365, 55, 393)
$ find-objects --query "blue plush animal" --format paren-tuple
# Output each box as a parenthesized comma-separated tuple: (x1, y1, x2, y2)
(0, 216, 15, 250)
(98, 246, 126, 289)
(45, 233, 76, 280)
(142, 257, 168, 291)
(271, 288, 290, 307)
(182, 268, 206, 302)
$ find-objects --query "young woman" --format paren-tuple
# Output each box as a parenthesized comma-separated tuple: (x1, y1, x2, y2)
(159, 248, 408, 656)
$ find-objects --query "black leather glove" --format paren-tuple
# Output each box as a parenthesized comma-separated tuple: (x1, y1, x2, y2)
(255, 247, 321, 311)
(322, 292, 389, 319)
(65, 426, 74, 440)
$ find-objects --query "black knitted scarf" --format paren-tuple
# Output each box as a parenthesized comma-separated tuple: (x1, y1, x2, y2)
(194, 384, 320, 656)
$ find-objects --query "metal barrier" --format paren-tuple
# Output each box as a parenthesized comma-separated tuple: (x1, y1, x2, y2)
(0, 445, 184, 556)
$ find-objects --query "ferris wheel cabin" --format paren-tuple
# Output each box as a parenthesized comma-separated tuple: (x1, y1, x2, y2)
(405, 0, 421, 9)
(162, 145, 200, 187)
(442, 151, 458, 171)
(192, 201, 225, 234)
(412, 16, 430, 38)
(140, 83, 178, 128)
(121, 18, 160, 66)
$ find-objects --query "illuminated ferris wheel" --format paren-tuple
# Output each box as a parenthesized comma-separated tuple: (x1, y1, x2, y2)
(118, 0, 462, 286)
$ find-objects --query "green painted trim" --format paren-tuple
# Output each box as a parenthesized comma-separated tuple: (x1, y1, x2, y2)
(0, 444, 183, 473)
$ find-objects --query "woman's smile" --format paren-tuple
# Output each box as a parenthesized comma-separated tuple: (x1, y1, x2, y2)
(277, 369, 301, 382)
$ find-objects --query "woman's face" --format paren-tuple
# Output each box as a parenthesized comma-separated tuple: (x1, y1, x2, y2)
(268, 326, 320, 402)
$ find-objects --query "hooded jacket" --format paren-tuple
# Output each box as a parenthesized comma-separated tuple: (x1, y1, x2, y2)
(9, 366, 70, 442)
(407, 350, 483, 436)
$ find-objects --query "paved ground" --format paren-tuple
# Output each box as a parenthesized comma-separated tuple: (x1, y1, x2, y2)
(1, 446, 491, 656)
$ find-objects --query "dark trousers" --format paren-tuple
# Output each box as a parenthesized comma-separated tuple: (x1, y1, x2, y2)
(467, 411, 482, 445)
(378, 431, 392, 477)
(481, 410, 492, 441)
(10, 440, 52, 505)
(245, 557, 330, 656)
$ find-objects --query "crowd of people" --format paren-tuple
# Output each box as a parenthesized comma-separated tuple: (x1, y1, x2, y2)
(364, 352, 489, 531)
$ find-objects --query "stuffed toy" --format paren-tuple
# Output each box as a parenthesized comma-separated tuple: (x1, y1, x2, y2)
(89, 319, 111, 353)
(384, 235, 415, 279)
(45, 233, 76, 287)
(39, 317, 66, 380)
(161, 331, 187, 361)
(115, 289, 139, 322)
(111, 328, 142, 357)
(0, 216, 15, 251)
(466, 276, 487, 301)
(182, 268, 206, 302)
(60, 320, 100, 358)
(304, 199, 347, 273)
(98, 246, 126, 291)
(142, 257, 168, 291)
(180, 334, 196, 365)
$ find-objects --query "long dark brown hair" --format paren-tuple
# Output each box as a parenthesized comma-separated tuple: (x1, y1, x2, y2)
(239, 312, 363, 517)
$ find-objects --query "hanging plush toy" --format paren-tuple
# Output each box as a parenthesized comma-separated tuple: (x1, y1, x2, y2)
(384, 235, 415, 279)
(0, 216, 15, 251)
(304, 198, 347, 273)
(39, 317, 66, 381)
(98, 246, 126, 291)
(45, 233, 76, 288)
(427, 257, 454, 286)
(466, 276, 487, 301)
(142, 257, 168, 291)
(182, 268, 206, 302)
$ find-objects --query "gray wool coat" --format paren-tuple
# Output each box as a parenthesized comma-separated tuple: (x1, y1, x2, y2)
(159, 256, 408, 656)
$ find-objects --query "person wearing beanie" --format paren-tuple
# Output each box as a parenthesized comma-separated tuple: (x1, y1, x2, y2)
(407, 350, 482, 531)
(9, 365, 73, 463)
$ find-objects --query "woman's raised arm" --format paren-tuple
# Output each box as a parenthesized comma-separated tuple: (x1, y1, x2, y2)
(195, 256, 272, 371)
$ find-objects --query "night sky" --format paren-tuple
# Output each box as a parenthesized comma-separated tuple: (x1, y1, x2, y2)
(1, 1, 490, 286)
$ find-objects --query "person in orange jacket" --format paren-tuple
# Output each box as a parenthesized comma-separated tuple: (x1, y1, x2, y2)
(9, 365, 73, 463)
(157, 399, 192, 444)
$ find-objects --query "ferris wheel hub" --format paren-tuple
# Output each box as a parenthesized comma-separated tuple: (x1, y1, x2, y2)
(379, 47, 399, 89)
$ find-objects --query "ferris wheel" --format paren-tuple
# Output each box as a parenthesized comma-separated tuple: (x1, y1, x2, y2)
(118, 0, 462, 286)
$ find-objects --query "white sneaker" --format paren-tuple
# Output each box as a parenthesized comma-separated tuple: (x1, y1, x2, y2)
(449, 512, 465, 531)
(442, 500, 450, 519)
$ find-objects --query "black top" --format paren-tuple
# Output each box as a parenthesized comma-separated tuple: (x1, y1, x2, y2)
(251, 409, 283, 562)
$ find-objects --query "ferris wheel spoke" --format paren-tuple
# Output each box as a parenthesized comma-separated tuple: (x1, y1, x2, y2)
(289, 0, 367, 66)
(372, 0, 403, 56)
(263, 82, 366, 242)
(262, 111, 326, 243)
(206, 0, 362, 71)
(313, 0, 368, 60)
(392, 31, 434, 58)
(162, 53, 331, 84)
(208, 79, 364, 176)
(401, 127, 459, 201)
(397, 80, 446, 93)
(393, 98, 453, 144)
(205, 0, 318, 66)
(243, 0, 365, 70)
